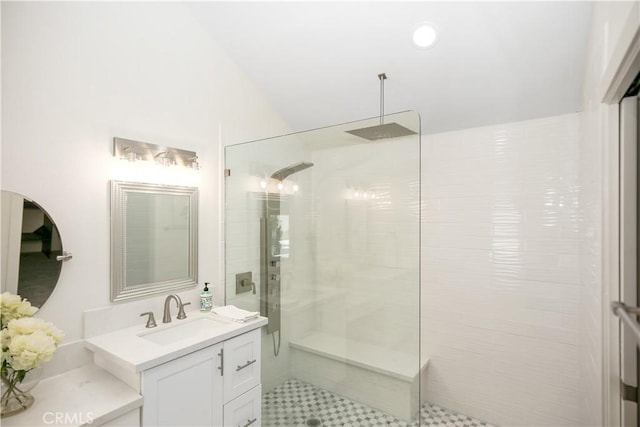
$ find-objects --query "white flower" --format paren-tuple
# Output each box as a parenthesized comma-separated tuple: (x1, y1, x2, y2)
(0, 292, 63, 375)
(0, 292, 38, 327)
(1, 328, 9, 349)
(1, 329, 9, 364)
(6, 318, 64, 345)
(7, 331, 56, 371)
(3, 317, 64, 372)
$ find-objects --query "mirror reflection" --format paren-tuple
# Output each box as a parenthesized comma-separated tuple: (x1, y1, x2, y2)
(269, 214, 289, 259)
(125, 192, 190, 285)
(1, 191, 63, 307)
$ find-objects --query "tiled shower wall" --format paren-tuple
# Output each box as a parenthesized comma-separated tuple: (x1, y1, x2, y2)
(311, 138, 420, 355)
(421, 114, 581, 426)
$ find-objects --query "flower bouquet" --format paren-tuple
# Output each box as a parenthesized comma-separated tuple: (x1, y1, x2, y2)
(0, 292, 64, 417)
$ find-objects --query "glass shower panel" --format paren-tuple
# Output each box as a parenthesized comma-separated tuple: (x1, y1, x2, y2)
(225, 111, 422, 426)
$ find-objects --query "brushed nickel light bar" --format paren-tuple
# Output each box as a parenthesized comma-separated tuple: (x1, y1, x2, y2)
(114, 137, 199, 169)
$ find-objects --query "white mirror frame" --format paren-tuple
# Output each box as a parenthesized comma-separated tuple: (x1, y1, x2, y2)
(111, 181, 198, 302)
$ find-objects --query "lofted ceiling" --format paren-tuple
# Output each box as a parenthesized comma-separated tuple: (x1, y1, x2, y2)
(187, 1, 593, 135)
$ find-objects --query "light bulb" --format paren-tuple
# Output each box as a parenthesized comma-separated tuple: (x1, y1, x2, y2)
(413, 23, 438, 49)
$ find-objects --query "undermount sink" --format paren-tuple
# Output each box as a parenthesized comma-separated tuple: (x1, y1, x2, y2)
(138, 317, 225, 346)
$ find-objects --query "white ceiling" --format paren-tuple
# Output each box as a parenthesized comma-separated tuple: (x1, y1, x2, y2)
(188, 2, 593, 135)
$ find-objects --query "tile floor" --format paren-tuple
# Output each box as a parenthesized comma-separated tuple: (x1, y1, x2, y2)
(262, 379, 496, 427)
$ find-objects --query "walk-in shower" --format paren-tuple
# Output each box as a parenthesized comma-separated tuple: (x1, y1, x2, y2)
(225, 111, 423, 425)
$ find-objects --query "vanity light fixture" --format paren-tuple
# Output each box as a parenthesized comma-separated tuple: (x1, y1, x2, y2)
(412, 22, 438, 49)
(189, 156, 200, 170)
(154, 151, 173, 167)
(114, 137, 199, 169)
(121, 146, 139, 162)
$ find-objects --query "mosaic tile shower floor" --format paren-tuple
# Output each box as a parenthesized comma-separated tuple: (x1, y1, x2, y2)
(262, 379, 496, 427)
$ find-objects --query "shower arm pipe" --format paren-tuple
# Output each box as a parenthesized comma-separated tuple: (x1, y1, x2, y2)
(378, 73, 386, 125)
(612, 301, 640, 345)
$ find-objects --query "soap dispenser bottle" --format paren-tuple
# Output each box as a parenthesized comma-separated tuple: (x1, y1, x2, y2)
(200, 282, 213, 312)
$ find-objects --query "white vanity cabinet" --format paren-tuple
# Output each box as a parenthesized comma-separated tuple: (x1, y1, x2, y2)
(140, 328, 261, 427)
(85, 312, 267, 427)
(142, 342, 224, 426)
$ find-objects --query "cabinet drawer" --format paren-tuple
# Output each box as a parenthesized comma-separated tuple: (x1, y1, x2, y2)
(223, 328, 261, 402)
(223, 385, 261, 427)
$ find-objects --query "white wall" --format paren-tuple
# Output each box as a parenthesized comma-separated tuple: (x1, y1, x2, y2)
(1, 2, 289, 376)
(580, 2, 640, 426)
(421, 114, 582, 426)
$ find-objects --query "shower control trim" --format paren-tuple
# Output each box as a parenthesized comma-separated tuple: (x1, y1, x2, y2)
(236, 272, 255, 295)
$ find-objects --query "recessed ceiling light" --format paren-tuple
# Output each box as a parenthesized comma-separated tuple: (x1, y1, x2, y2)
(413, 23, 438, 49)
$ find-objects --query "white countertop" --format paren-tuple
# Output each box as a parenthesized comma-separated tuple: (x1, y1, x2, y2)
(2, 364, 142, 427)
(84, 311, 267, 372)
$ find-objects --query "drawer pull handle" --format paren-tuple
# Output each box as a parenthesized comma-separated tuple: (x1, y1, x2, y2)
(241, 418, 257, 427)
(236, 359, 256, 371)
(218, 349, 224, 376)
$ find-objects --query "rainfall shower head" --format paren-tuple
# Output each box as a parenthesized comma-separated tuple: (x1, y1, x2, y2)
(270, 161, 314, 181)
(346, 122, 417, 141)
(346, 73, 417, 141)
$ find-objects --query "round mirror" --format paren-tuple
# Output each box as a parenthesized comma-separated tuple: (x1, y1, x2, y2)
(1, 191, 63, 307)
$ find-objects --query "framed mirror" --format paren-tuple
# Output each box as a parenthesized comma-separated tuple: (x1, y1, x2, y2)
(111, 181, 198, 302)
(1, 191, 64, 307)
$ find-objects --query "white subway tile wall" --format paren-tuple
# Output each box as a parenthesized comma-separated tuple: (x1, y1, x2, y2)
(311, 138, 420, 356)
(421, 114, 582, 426)
(578, 49, 604, 427)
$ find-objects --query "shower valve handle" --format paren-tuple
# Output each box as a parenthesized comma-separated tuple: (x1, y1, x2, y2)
(240, 279, 256, 295)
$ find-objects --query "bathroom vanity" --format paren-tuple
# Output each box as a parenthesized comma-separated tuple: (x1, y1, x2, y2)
(85, 312, 267, 427)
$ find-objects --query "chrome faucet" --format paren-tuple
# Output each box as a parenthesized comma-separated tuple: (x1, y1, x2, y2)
(163, 294, 186, 323)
